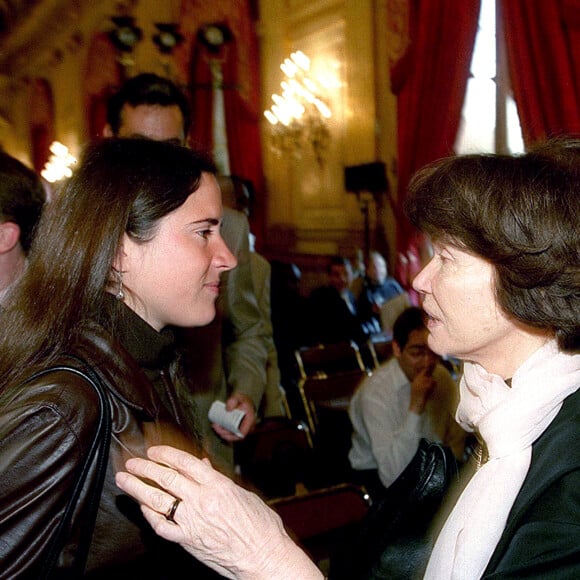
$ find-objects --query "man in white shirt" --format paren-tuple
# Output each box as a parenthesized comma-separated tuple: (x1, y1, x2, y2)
(348, 306, 465, 499)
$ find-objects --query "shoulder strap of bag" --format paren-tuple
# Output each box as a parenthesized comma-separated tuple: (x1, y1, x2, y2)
(30, 360, 113, 579)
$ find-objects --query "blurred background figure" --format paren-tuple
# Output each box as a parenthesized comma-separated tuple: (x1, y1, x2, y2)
(356, 250, 405, 336)
(270, 259, 310, 417)
(307, 255, 369, 346)
(0, 151, 45, 303)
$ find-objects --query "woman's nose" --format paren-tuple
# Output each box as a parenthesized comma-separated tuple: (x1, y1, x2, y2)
(217, 237, 237, 271)
(412, 259, 433, 294)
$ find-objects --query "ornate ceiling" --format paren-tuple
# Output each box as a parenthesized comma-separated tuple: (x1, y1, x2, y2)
(0, 0, 40, 36)
(0, 0, 131, 76)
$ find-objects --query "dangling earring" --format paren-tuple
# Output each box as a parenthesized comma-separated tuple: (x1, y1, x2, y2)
(113, 268, 125, 301)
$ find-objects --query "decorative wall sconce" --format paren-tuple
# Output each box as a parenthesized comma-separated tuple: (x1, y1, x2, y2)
(197, 23, 233, 54)
(108, 16, 142, 52)
(108, 16, 184, 73)
(264, 51, 332, 166)
(152, 23, 184, 55)
(41, 141, 77, 183)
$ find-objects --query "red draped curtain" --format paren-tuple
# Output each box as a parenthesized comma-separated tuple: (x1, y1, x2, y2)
(29, 78, 55, 174)
(188, 22, 264, 239)
(188, 34, 216, 152)
(223, 39, 264, 208)
(392, 0, 480, 301)
(500, 0, 580, 146)
(84, 33, 122, 140)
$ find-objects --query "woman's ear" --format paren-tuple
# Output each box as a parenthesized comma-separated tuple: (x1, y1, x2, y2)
(113, 234, 127, 271)
(0, 222, 21, 254)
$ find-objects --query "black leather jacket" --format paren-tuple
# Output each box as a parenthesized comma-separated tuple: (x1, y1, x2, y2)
(0, 317, 202, 578)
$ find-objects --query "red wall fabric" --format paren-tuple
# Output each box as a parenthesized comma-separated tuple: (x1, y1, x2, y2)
(501, 0, 580, 146)
(84, 33, 122, 140)
(29, 78, 55, 174)
(188, 10, 265, 240)
(188, 35, 216, 153)
(393, 0, 480, 296)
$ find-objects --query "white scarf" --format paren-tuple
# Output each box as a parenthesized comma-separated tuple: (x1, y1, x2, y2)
(424, 340, 580, 580)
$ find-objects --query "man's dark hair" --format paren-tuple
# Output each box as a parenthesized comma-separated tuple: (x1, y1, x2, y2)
(393, 307, 425, 350)
(0, 151, 45, 254)
(106, 73, 191, 136)
(327, 255, 352, 274)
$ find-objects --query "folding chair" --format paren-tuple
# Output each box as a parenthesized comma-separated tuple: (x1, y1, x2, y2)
(268, 483, 371, 567)
(298, 369, 370, 433)
(294, 340, 367, 380)
(366, 333, 393, 369)
(236, 417, 313, 498)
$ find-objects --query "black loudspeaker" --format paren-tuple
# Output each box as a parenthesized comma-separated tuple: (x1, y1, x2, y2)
(344, 162, 388, 193)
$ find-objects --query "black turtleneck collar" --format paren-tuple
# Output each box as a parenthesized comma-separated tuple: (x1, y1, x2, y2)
(102, 294, 175, 372)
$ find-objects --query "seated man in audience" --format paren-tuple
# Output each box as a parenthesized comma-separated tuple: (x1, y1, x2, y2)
(0, 151, 45, 303)
(307, 255, 369, 345)
(348, 307, 466, 500)
(356, 250, 405, 335)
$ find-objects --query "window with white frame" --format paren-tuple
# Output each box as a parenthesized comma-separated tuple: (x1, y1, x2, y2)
(455, 0, 524, 154)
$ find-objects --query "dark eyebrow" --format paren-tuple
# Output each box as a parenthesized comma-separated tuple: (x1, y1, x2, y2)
(191, 218, 220, 226)
(126, 133, 184, 146)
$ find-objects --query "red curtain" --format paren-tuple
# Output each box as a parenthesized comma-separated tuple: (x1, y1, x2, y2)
(501, 0, 580, 146)
(29, 78, 55, 174)
(223, 39, 264, 209)
(188, 24, 265, 239)
(393, 0, 480, 301)
(188, 35, 215, 153)
(84, 33, 122, 140)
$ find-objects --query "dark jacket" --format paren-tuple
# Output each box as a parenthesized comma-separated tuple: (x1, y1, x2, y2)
(307, 285, 368, 345)
(0, 314, 203, 578)
(483, 387, 580, 579)
(356, 276, 404, 334)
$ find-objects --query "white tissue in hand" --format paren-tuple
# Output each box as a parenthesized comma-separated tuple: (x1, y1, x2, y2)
(208, 401, 245, 437)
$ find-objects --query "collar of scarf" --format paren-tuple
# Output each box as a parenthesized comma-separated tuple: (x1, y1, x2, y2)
(424, 340, 580, 580)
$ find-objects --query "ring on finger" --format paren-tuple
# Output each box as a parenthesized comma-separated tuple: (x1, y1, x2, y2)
(164, 497, 181, 523)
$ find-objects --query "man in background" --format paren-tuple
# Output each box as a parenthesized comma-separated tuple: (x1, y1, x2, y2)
(104, 73, 268, 475)
(0, 150, 45, 303)
(348, 306, 465, 500)
(307, 255, 369, 345)
(356, 250, 405, 335)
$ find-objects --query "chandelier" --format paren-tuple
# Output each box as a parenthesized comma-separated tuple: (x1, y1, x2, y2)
(41, 141, 77, 183)
(264, 51, 332, 166)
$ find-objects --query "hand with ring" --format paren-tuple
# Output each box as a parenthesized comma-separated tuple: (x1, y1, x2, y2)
(115, 446, 323, 580)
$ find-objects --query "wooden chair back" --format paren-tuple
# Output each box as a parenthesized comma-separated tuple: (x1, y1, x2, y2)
(294, 340, 367, 379)
(366, 334, 393, 369)
(237, 417, 313, 498)
(298, 369, 370, 432)
(268, 483, 371, 565)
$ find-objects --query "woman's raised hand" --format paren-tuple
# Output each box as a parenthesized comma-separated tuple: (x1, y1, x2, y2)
(115, 445, 323, 580)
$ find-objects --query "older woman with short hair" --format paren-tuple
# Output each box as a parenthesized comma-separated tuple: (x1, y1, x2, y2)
(406, 138, 579, 578)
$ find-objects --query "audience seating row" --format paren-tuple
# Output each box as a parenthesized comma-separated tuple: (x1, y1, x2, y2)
(236, 416, 371, 572)
(235, 336, 396, 571)
(294, 334, 393, 380)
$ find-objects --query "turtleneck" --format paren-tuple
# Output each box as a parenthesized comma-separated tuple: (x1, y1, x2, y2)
(100, 294, 199, 440)
(114, 303, 175, 373)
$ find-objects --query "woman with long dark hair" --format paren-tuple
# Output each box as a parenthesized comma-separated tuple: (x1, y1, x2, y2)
(0, 138, 236, 577)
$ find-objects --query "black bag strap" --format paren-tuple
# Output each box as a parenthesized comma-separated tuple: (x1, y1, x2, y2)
(26, 361, 113, 579)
